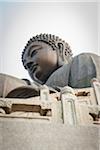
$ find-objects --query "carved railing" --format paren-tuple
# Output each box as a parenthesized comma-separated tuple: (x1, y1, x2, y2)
(0, 79, 100, 125)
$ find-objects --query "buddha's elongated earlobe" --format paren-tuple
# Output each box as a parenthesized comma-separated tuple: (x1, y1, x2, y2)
(57, 42, 71, 65)
(57, 42, 65, 62)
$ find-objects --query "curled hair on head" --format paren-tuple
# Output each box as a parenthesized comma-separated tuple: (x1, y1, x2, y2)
(22, 33, 73, 69)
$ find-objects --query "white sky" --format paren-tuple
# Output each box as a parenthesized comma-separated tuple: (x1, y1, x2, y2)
(0, 1, 100, 81)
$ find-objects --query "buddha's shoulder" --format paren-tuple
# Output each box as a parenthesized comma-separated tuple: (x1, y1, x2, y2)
(46, 64, 70, 87)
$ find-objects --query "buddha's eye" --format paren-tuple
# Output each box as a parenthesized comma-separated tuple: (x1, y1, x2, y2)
(30, 50, 37, 57)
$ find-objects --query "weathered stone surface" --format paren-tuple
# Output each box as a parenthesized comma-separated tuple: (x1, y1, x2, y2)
(99, 128, 100, 149)
(0, 120, 99, 150)
(0, 86, 99, 125)
(92, 78, 100, 105)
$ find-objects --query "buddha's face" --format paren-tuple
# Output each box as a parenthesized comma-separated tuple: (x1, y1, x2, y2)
(23, 41, 58, 84)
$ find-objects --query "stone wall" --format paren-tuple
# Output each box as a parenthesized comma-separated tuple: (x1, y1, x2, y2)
(0, 119, 99, 150)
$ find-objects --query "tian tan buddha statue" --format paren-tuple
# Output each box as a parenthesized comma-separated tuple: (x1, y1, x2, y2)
(0, 33, 100, 98)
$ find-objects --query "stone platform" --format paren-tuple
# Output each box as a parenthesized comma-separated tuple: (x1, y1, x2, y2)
(0, 119, 99, 150)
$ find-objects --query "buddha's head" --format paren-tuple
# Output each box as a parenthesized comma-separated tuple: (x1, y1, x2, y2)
(22, 34, 72, 84)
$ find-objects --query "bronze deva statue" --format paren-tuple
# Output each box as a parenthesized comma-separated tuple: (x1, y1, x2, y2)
(22, 33, 100, 88)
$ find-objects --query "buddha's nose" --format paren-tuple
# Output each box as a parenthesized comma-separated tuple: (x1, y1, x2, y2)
(25, 61, 33, 69)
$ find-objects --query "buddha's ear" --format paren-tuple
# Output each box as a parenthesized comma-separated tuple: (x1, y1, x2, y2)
(57, 42, 64, 56)
(57, 42, 65, 66)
